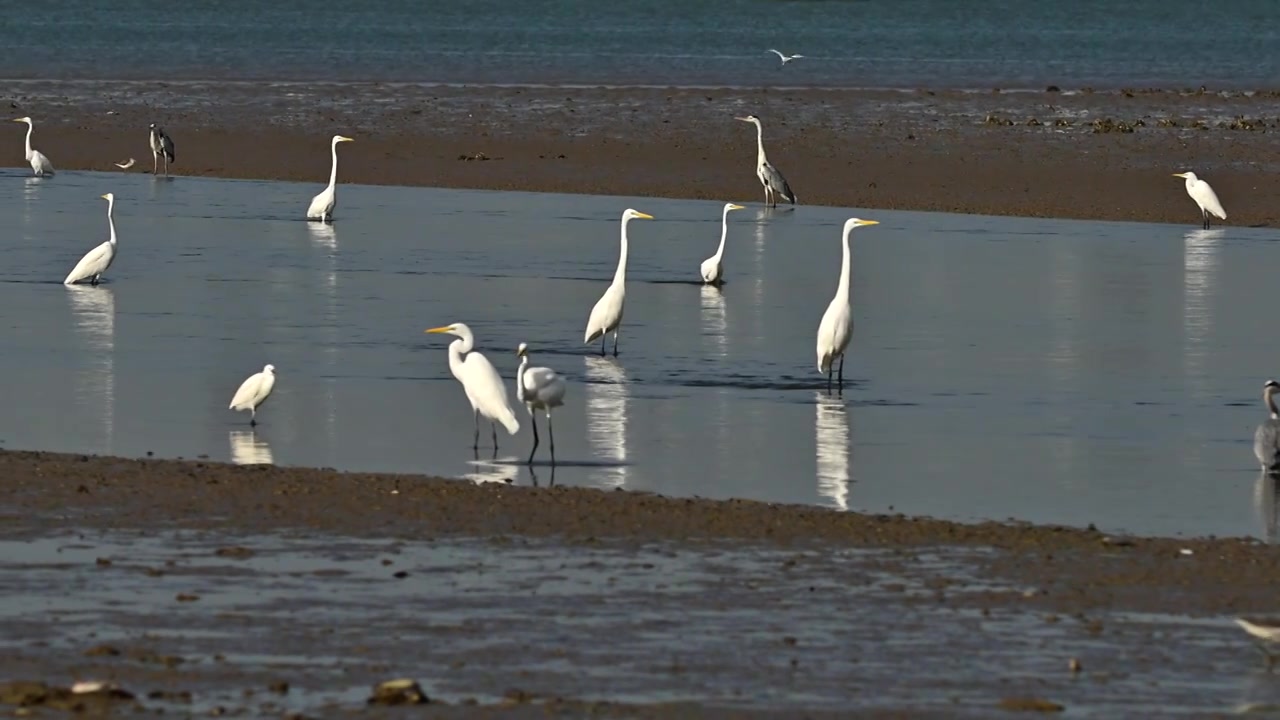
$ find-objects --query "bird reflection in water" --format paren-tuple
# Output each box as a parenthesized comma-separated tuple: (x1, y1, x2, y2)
(584, 356, 628, 489)
(699, 284, 728, 358)
(67, 286, 116, 451)
(307, 221, 337, 251)
(1255, 472, 1279, 544)
(528, 463, 556, 488)
(229, 430, 274, 465)
(462, 450, 518, 485)
(1182, 227, 1224, 396)
(814, 393, 850, 511)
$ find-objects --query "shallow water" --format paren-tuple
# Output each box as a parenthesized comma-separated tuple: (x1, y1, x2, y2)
(1, 170, 1278, 538)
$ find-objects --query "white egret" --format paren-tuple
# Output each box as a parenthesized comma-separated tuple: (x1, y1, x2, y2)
(64, 193, 119, 286)
(816, 218, 880, 394)
(583, 208, 654, 356)
(700, 202, 746, 285)
(229, 364, 276, 427)
(767, 49, 805, 66)
(1236, 617, 1280, 666)
(1172, 171, 1227, 229)
(306, 134, 354, 222)
(149, 123, 175, 176)
(426, 323, 520, 450)
(516, 342, 568, 465)
(12, 117, 54, 176)
(734, 115, 795, 207)
(113, 158, 135, 170)
(1255, 380, 1280, 473)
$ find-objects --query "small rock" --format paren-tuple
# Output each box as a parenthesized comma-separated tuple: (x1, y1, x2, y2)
(1045, 85, 1061, 93)
(215, 546, 255, 559)
(1069, 658, 1082, 673)
(83, 644, 121, 657)
(999, 696, 1065, 712)
(368, 679, 428, 706)
(175, 593, 200, 602)
(268, 681, 289, 694)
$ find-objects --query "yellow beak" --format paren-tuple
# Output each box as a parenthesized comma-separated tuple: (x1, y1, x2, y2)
(633, 212, 654, 220)
(856, 220, 881, 227)
(339, 136, 354, 142)
(1172, 173, 1186, 178)
(424, 326, 451, 334)
(100, 194, 110, 200)
(728, 204, 745, 211)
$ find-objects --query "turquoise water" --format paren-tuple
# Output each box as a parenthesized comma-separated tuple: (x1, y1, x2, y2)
(1, 0, 1277, 89)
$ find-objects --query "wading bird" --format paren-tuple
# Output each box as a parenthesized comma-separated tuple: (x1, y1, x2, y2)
(1256, 380, 1280, 473)
(700, 202, 746, 285)
(1173, 171, 1226, 229)
(229, 364, 276, 426)
(816, 218, 880, 394)
(767, 49, 804, 66)
(516, 343, 567, 465)
(113, 158, 135, 170)
(735, 115, 794, 207)
(12, 116, 54, 176)
(307, 135, 354, 222)
(1235, 617, 1280, 667)
(64, 193, 118, 286)
(426, 323, 519, 450)
(149, 123, 175, 176)
(584, 209, 654, 356)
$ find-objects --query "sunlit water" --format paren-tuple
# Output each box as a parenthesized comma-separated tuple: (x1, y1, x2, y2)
(2, 169, 1279, 538)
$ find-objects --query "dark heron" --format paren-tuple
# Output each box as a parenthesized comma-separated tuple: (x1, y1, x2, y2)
(735, 114, 796, 208)
(149, 123, 175, 176)
(1255, 380, 1280, 473)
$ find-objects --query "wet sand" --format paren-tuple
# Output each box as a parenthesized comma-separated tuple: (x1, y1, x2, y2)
(5, 82, 1280, 225)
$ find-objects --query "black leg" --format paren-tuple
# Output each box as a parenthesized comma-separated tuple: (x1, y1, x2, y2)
(838, 355, 845, 396)
(528, 414, 539, 465)
(612, 331, 620, 357)
(600, 334, 606, 356)
(250, 417, 256, 427)
(473, 410, 480, 450)
(826, 365, 832, 395)
(547, 412, 556, 465)
(491, 421, 499, 450)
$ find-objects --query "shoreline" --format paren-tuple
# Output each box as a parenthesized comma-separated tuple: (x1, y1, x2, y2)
(3, 82, 1280, 225)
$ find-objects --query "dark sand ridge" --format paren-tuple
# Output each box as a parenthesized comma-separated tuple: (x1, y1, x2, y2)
(4, 82, 1280, 225)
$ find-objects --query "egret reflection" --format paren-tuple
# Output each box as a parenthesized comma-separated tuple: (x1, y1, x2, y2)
(584, 356, 628, 488)
(462, 452, 518, 485)
(307, 221, 337, 250)
(67, 286, 115, 451)
(814, 393, 850, 510)
(1255, 472, 1279, 544)
(229, 430, 274, 465)
(1182, 227, 1224, 396)
(699, 284, 728, 358)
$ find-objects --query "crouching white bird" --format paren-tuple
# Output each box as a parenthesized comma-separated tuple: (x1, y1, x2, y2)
(12, 116, 54, 176)
(516, 342, 567, 465)
(816, 218, 880, 394)
(426, 323, 520, 450)
(700, 202, 745, 285)
(584, 208, 654, 356)
(229, 364, 277, 426)
(1172, 171, 1227, 229)
(64, 193, 119, 286)
(306, 134, 354, 222)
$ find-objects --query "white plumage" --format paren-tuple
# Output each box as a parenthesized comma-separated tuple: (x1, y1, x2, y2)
(64, 193, 118, 286)
(816, 218, 880, 394)
(229, 364, 277, 426)
(307, 134, 354, 222)
(426, 323, 519, 450)
(700, 202, 745, 284)
(584, 209, 654, 356)
(13, 116, 54, 176)
(1173, 171, 1226, 229)
(767, 49, 805, 65)
(515, 342, 567, 465)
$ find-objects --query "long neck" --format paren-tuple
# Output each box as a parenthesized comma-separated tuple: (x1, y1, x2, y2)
(1268, 388, 1278, 419)
(23, 123, 33, 159)
(835, 228, 852, 301)
(326, 140, 340, 190)
(712, 209, 730, 261)
(448, 337, 470, 375)
(106, 199, 117, 245)
(613, 218, 630, 285)
(517, 355, 529, 395)
(753, 121, 767, 165)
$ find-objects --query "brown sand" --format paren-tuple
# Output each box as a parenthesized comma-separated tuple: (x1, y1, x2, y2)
(5, 81, 1280, 225)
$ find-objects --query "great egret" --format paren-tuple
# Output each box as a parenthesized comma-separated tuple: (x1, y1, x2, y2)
(1172, 171, 1227, 229)
(426, 323, 519, 449)
(816, 218, 880, 394)
(516, 342, 567, 465)
(113, 158, 135, 170)
(64, 193, 119, 286)
(1235, 617, 1280, 666)
(767, 49, 805, 66)
(1255, 380, 1280, 473)
(229, 364, 276, 426)
(584, 208, 654, 356)
(149, 123, 175, 176)
(735, 115, 795, 207)
(12, 117, 54, 176)
(306, 135, 354, 223)
(700, 202, 746, 285)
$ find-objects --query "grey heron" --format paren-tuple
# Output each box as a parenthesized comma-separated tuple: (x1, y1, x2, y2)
(149, 123, 175, 176)
(583, 209, 655, 356)
(700, 202, 746, 285)
(425, 323, 520, 451)
(767, 49, 805, 66)
(735, 115, 796, 207)
(307, 134, 355, 223)
(516, 342, 568, 465)
(1172, 171, 1226, 229)
(64, 194, 118, 286)
(12, 117, 54, 176)
(229, 365, 276, 426)
(817, 218, 880, 394)
(1255, 380, 1280, 473)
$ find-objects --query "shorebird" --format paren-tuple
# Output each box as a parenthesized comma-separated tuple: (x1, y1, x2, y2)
(735, 114, 796, 208)
(12, 116, 54, 176)
(229, 365, 276, 427)
(149, 123, 175, 176)
(767, 49, 804, 66)
(1236, 618, 1280, 667)
(1256, 380, 1280, 473)
(1172, 171, 1227, 229)
(113, 158, 135, 170)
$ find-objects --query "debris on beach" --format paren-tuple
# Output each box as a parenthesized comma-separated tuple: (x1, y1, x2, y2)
(368, 678, 429, 705)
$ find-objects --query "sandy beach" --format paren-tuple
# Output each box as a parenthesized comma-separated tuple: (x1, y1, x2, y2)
(5, 82, 1280, 225)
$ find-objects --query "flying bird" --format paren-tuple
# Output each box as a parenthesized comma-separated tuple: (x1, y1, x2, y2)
(767, 49, 804, 66)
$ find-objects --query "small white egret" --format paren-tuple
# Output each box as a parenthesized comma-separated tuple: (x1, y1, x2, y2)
(229, 364, 276, 426)
(64, 193, 119, 286)
(1256, 380, 1280, 473)
(816, 218, 880, 394)
(12, 116, 54, 176)
(767, 49, 805, 66)
(1172, 171, 1227, 229)
(735, 115, 795, 207)
(149, 123, 175, 176)
(700, 202, 746, 285)
(306, 134, 354, 223)
(516, 342, 568, 465)
(426, 323, 520, 449)
(584, 208, 654, 356)
(113, 158, 135, 170)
